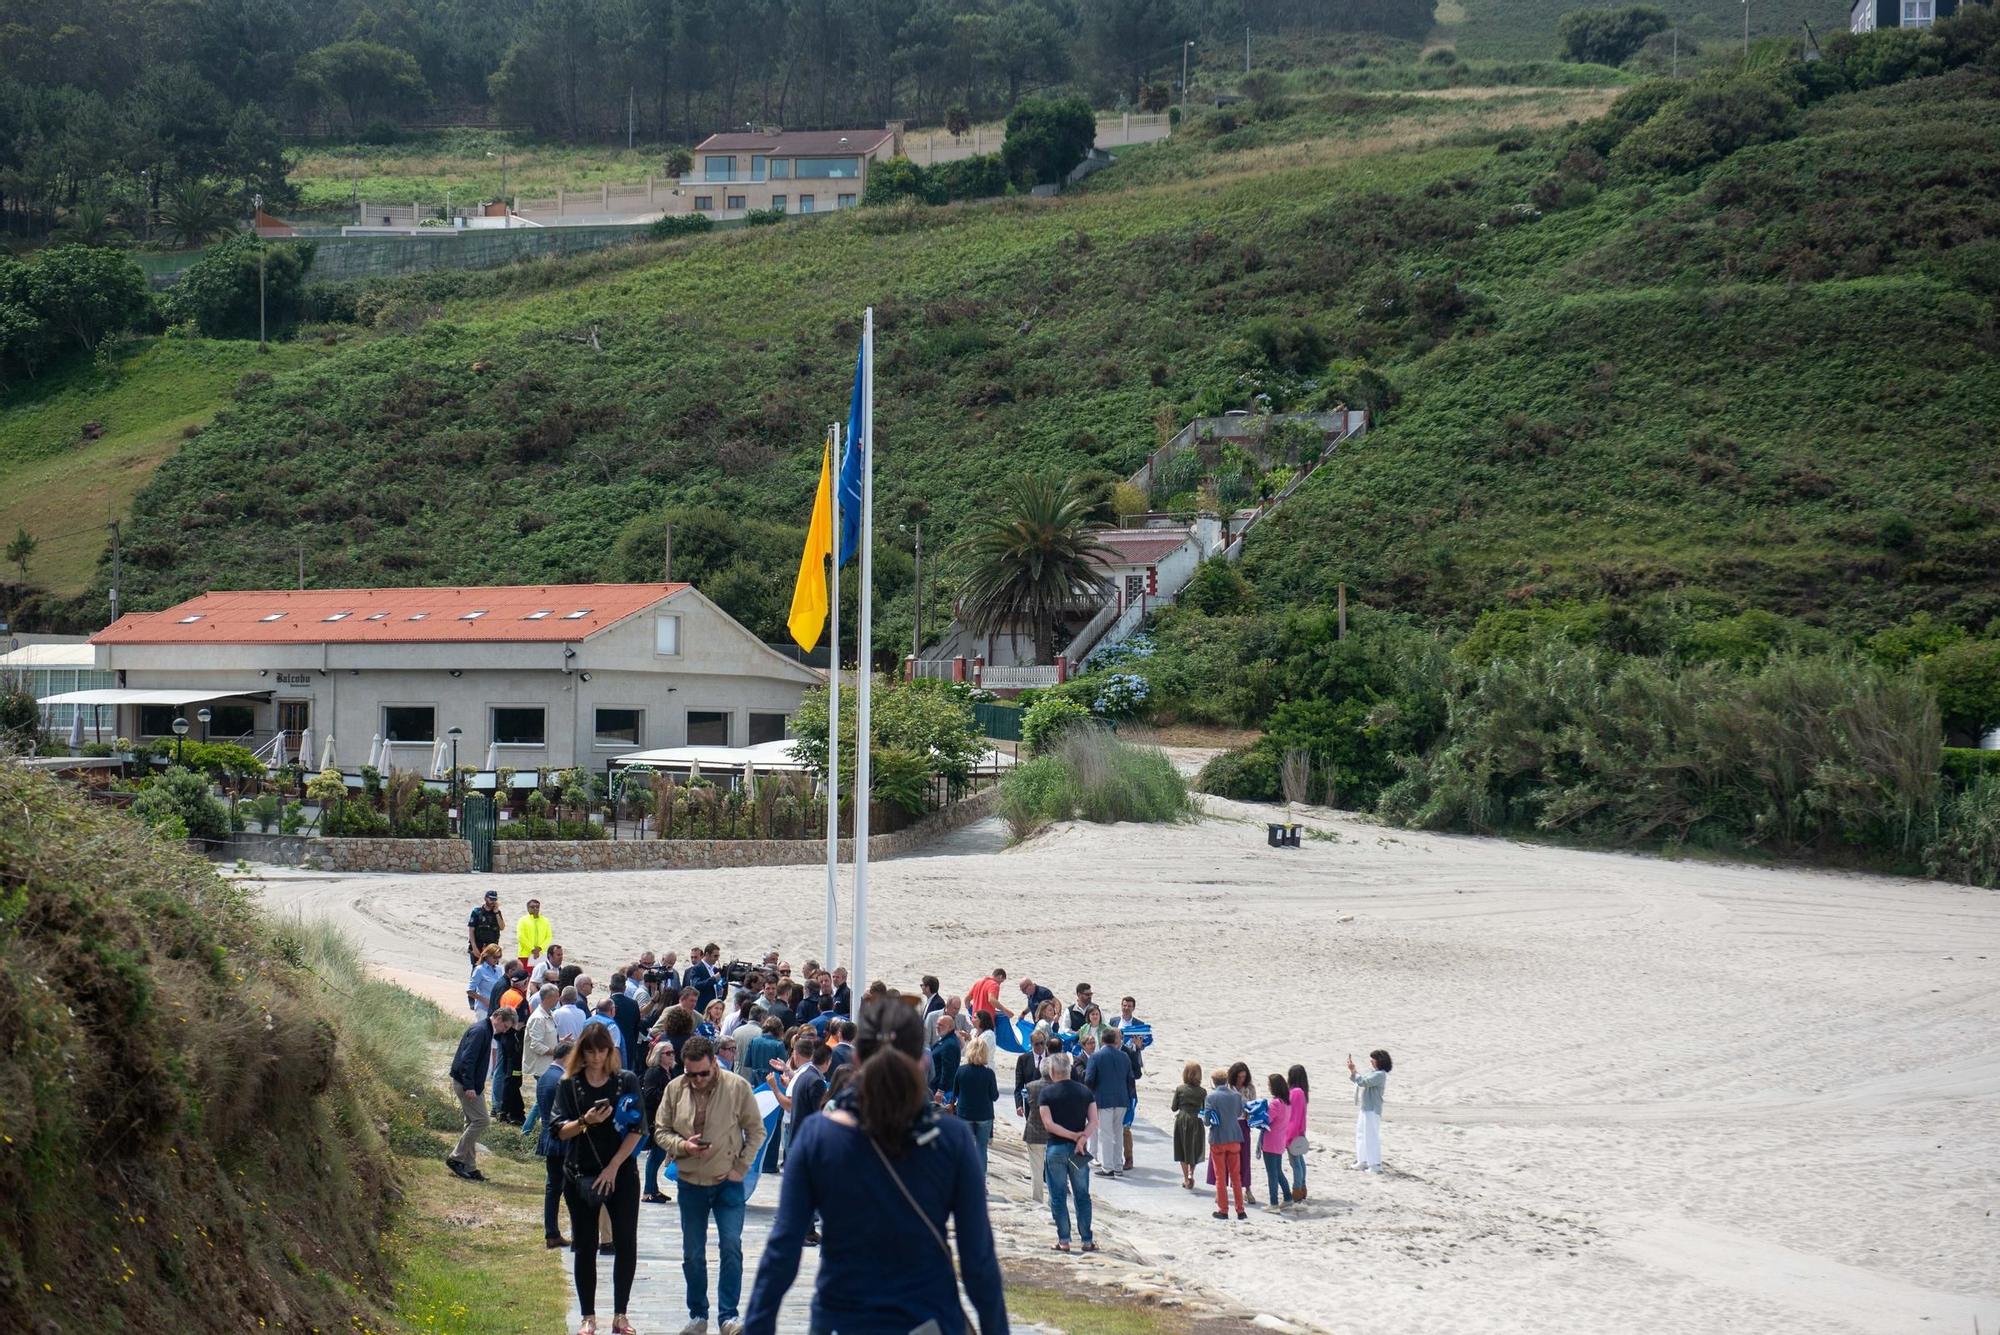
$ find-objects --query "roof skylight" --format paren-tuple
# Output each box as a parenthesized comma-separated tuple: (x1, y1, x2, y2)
(259, 613, 287, 622)
(323, 612, 352, 622)
(562, 609, 592, 619)
(177, 615, 204, 623)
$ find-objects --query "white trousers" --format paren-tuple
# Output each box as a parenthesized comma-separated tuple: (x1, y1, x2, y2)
(1092, 1109, 1125, 1172)
(1354, 1110, 1382, 1169)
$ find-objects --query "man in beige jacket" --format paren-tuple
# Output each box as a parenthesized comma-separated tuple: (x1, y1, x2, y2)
(653, 1036, 766, 1335)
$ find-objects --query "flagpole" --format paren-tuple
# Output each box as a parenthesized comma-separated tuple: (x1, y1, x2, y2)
(825, 423, 841, 972)
(851, 308, 874, 991)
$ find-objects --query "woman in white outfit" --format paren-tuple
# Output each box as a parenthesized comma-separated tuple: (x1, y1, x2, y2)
(1348, 1049, 1391, 1171)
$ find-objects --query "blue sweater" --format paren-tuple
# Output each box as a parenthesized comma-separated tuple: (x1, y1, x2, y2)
(741, 1113, 1007, 1335)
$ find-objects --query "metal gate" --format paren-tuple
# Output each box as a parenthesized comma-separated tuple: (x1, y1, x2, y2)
(463, 793, 495, 872)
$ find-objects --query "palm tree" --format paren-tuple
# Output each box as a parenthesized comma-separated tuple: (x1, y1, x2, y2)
(954, 474, 1115, 664)
(52, 195, 129, 247)
(157, 178, 233, 249)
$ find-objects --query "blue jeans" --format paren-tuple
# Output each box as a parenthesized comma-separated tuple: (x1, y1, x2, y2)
(1289, 1150, 1306, 1195)
(677, 1177, 747, 1320)
(966, 1119, 992, 1172)
(1263, 1151, 1291, 1206)
(644, 1141, 667, 1196)
(521, 1100, 542, 1138)
(1044, 1142, 1093, 1244)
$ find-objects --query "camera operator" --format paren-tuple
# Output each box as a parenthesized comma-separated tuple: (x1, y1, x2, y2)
(741, 997, 1007, 1335)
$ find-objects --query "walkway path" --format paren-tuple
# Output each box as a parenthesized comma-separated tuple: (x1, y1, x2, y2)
(565, 1188, 817, 1335)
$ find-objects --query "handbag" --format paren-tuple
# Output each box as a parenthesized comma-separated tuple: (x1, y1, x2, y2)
(865, 1135, 975, 1335)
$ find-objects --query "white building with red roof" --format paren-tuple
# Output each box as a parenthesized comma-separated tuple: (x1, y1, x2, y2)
(45, 583, 820, 770)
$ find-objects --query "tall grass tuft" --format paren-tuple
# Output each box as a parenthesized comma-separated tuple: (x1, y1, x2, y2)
(999, 726, 1197, 838)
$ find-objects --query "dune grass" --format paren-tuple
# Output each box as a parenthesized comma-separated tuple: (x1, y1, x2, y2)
(1001, 728, 1199, 839)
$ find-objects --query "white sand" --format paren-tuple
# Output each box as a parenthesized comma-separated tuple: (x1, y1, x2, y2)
(259, 800, 2000, 1335)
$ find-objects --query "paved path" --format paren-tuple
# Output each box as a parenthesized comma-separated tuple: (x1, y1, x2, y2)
(565, 1186, 816, 1335)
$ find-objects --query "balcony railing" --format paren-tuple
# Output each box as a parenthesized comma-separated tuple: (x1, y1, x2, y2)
(678, 168, 863, 187)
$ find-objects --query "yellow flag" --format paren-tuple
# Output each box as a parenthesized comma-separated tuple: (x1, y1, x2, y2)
(786, 437, 836, 651)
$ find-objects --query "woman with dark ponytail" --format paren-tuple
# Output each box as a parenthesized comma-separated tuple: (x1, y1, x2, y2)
(742, 996, 1007, 1335)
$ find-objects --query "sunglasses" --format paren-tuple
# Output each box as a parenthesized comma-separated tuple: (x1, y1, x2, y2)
(685, 1066, 716, 1079)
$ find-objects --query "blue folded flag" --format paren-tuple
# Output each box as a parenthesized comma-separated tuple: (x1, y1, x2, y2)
(1245, 1098, 1270, 1130)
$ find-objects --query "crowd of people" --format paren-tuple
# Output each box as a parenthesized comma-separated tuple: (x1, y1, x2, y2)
(448, 891, 1393, 1335)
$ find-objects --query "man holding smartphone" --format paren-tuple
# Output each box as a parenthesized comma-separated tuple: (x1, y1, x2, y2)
(654, 1037, 767, 1335)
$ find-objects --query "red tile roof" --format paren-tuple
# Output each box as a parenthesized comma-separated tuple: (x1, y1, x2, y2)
(1093, 529, 1193, 567)
(694, 128, 894, 156)
(92, 584, 688, 646)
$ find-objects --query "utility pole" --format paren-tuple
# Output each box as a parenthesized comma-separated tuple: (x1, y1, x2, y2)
(662, 522, 672, 582)
(253, 192, 266, 350)
(297, 543, 305, 590)
(1743, 0, 1751, 59)
(1674, 27, 1680, 77)
(628, 87, 636, 150)
(1183, 40, 1194, 119)
(1245, 27, 1251, 74)
(911, 521, 922, 659)
(1337, 583, 1347, 639)
(106, 521, 120, 624)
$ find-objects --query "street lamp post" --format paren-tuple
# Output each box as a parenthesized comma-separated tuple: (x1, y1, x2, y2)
(1183, 40, 1195, 119)
(448, 726, 463, 833)
(172, 716, 189, 766)
(197, 706, 211, 742)
(252, 193, 266, 350)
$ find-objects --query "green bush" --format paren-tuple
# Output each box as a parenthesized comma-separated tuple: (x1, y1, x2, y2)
(1941, 747, 2000, 795)
(1611, 78, 1797, 176)
(1002, 95, 1095, 186)
(1195, 747, 1280, 801)
(1022, 695, 1093, 754)
(165, 233, 315, 339)
(1925, 773, 2000, 887)
(871, 746, 933, 815)
(650, 213, 715, 238)
(1556, 6, 1669, 67)
(131, 767, 230, 841)
(745, 207, 787, 226)
(1000, 728, 1195, 838)
(1923, 639, 2000, 740)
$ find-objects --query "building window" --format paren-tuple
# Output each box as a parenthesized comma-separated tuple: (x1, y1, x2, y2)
(800, 194, 814, 214)
(563, 608, 592, 620)
(771, 159, 791, 179)
(771, 194, 786, 211)
(655, 614, 681, 656)
(795, 157, 861, 179)
(459, 610, 487, 620)
(595, 708, 644, 747)
(365, 611, 391, 620)
(259, 613, 286, 622)
(837, 193, 856, 209)
(1902, 0, 1933, 22)
(704, 154, 734, 180)
(323, 611, 352, 621)
(491, 706, 547, 746)
(687, 710, 730, 746)
(750, 155, 767, 179)
(694, 195, 713, 211)
(209, 704, 255, 737)
(383, 705, 437, 742)
(138, 705, 179, 737)
(727, 194, 746, 210)
(748, 712, 787, 745)
(177, 615, 204, 623)
(408, 612, 430, 620)
(525, 609, 553, 620)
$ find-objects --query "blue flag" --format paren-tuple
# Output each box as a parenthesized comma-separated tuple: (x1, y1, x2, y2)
(837, 345, 865, 567)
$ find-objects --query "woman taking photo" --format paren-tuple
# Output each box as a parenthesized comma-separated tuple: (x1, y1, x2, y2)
(742, 997, 1007, 1335)
(552, 1023, 643, 1335)
(1348, 1049, 1392, 1173)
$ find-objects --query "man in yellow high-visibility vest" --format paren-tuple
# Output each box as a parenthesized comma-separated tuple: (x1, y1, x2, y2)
(516, 897, 553, 968)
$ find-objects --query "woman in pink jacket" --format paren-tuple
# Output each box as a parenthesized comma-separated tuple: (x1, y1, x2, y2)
(1285, 1064, 1310, 1202)
(1259, 1072, 1295, 1209)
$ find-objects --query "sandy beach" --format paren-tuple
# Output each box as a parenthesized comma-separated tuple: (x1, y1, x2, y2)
(259, 799, 2000, 1335)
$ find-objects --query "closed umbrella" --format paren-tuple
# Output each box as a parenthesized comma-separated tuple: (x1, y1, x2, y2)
(484, 741, 498, 772)
(297, 726, 315, 770)
(68, 710, 84, 753)
(429, 738, 448, 779)
(319, 733, 336, 770)
(377, 739, 394, 773)
(367, 733, 383, 769)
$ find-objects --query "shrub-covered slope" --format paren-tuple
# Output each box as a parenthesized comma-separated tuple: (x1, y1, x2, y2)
(99, 51, 2000, 644)
(0, 766, 411, 1332)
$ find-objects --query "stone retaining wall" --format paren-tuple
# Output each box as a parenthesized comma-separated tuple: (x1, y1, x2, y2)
(487, 786, 1001, 875)
(304, 837, 472, 874)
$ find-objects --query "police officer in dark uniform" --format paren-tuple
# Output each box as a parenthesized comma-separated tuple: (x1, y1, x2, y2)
(466, 888, 504, 965)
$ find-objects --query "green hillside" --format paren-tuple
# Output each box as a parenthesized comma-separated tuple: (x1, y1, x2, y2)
(1446, 0, 1852, 61)
(17, 22, 2000, 655)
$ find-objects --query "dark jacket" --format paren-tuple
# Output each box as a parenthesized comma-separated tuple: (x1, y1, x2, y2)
(1085, 1046, 1134, 1109)
(929, 1032, 962, 1100)
(830, 984, 852, 1016)
(741, 1112, 1006, 1335)
(534, 1063, 567, 1157)
(449, 1018, 496, 1091)
(610, 991, 642, 1060)
(1013, 1051, 1042, 1111)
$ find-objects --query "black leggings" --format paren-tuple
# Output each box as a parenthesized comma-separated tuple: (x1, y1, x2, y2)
(567, 1162, 640, 1316)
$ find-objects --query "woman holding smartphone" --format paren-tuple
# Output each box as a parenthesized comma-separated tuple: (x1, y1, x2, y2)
(553, 1023, 643, 1335)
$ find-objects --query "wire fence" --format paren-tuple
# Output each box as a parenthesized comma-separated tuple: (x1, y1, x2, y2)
(136, 223, 666, 287)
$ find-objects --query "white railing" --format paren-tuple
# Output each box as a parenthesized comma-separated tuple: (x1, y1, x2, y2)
(980, 665, 1062, 690)
(910, 659, 960, 681)
(250, 731, 289, 772)
(1062, 598, 1122, 666)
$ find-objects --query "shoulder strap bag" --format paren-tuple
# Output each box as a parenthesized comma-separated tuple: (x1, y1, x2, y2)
(562, 1077, 616, 1208)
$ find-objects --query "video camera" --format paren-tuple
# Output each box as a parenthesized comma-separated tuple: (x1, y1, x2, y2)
(720, 959, 757, 985)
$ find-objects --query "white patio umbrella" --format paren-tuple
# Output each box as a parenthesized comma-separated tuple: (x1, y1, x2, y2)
(297, 726, 314, 770)
(429, 738, 448, 779)
(377, 739, 395, 773)
(366, 732, 383, 769)
(318, 733, 336, 770)
(484, 741, 498, 772)
(68, 710, 84, 752)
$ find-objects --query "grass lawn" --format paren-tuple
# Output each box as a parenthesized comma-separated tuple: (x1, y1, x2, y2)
(385, 1145, 567, 1335)
(0, 338, 325, 594)
(288, 131, 680, 217)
